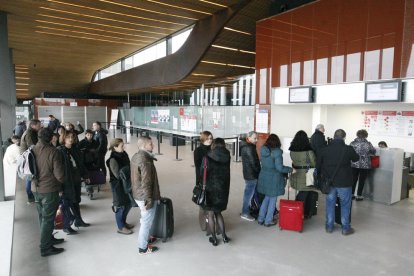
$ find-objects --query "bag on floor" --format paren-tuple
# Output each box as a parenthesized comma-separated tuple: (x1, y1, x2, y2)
(150, 197, 174, 242)
(88, 170, 106, 185)
(295, 191, 318, 218)
(279, 199, 304, 232)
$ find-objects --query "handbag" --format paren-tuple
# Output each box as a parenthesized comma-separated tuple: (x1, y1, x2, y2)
(192, 157, 208, 206)
(305, 151, 315, 187)
(316, 148, 346, 194)
(371, 155, 380, 168)
(54, 204, 64, 230)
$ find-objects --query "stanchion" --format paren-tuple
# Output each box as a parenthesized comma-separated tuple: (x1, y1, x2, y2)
(234, 135, 241, 162)
(173, 135, 182, 161)
(155, 131, 163, 155)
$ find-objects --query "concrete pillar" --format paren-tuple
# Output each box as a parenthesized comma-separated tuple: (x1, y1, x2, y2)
(0, 11, 17, 201)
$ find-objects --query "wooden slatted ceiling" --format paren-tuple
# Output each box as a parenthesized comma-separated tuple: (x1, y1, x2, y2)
(0, 0, 271, 99)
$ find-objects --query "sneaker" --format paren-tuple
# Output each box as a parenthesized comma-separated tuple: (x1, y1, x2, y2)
(325, 227, 333, 233)
(240, 213, 255, 222)
(117, 227, 132, 235)
(41, 246, 64, 257)
(264, 221, 277, 227)
(257, 220, 264, 225)
(125, 223, 135, 230)
(342, 227, 355, 236)
(356, 196, 364, 201)
(139, 245, 159, 255)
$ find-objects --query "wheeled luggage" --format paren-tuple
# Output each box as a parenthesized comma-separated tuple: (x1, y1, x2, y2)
(295, 191, 318, 218)
(335, 197, 352, 225)
(150, 197, 174, 242)
(84, 170, 106, 199)
(279, 199, 304, 232)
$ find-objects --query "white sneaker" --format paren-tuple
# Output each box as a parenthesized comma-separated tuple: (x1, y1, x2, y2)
(240, 213, 255, 222)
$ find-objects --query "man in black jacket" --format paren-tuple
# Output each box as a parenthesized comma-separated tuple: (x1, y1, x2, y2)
(92, 121, 108, 177)
(240, 131, 261, 221)
(317, 129, 359, 235)
(310, 124, 327, 157)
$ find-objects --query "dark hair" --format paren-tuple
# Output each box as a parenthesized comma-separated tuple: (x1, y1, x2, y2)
(265, 134, 281, 149)
(334, 129, 346, 139)
(38, 128, 53, 143)
(94, 121, 102, 127)
(378, 141, 388, 147)
(356, 129, 368, 139)
(29, 119, 41, 128)
(211, 137, 225, 150)
(85, 129, 94, 135)
(11, 135, 20, 140)
(200, 130, 213, 143)
(48, 115, 54, 118)
(60, 130, 75, 144)
(289, 130, 311, 151)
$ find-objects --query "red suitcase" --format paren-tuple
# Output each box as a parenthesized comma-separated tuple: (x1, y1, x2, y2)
(279, 199, 304, 232)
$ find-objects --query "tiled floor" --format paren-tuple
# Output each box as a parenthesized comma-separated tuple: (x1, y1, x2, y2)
(9, 132, 414, 276)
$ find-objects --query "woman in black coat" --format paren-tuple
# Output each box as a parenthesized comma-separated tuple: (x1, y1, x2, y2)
(106, 138, 134, 235)
(57, 131, 90, 235)
(202, 138, 231, 246)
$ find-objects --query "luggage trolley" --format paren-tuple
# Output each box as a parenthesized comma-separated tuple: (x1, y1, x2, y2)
(83, 170, 106, 199)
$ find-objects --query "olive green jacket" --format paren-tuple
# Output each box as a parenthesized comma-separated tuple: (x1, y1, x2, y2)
(289, 150, 316, 192)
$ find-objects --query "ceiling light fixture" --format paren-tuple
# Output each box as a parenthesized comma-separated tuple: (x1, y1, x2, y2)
(199, 0, 227, 8)
(37, 25, 146, 43)
(192, 73, 215, 77)
(16, 83, 29, 86)
(16, 77, 30, 80)
(46, 0, 185, 26)
(212, 44, 256, 55)
(15, 71, 29, 74)
(36, 20, 153, 42)
(36, 30, 143, 46)
(38, 14, 159, 39)
(144, 0, 211, 15)
(40, 7, 173, 33)
(224, 27, 251, 35)
(202, 60, 255, 70)
(97, 0, 197, 21)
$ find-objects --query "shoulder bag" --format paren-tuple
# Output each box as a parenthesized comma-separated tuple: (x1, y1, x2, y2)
(316, 148, 346, 194)
(305, 151, 315, 187)
(192, 157, 208, 206)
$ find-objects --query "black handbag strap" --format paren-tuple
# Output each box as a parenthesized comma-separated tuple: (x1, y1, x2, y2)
(202, 157, 208, 188)
(331, 148, 346, 181)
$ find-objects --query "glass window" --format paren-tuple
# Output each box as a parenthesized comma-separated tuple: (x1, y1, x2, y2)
(291, 62, 301, 86)
(331, 55, 344, 83)
(364, 49, 380, 81)
(316, 58, 328, 84)
(346, 52, 361, 82)
(124, 56, 134, 70)
(381, 47, 394, 79)
(100, 62, 121, 79)
(171, 28, 192, 54)
(303, 60, 314, 85)
(280, 65, 288, 87)
(133, 40, 166, 67)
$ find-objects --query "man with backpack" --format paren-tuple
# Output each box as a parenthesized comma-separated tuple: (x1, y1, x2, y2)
(32, 128, 65, 257)
(20, 119, 41, 204)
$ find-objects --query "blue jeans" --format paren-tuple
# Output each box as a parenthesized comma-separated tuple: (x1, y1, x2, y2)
(115, 205, 131, 229)
(242, 179, 257, 215)
(258, 196, 277, 225)
(26, 177, 34, 201)
(326, 187, 352, 231)
(136, 200, 158, 249)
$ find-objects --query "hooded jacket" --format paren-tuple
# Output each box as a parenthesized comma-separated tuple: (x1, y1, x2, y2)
(257, 146, 292, 197)
(240, 140, 261, 180)
(203, 146, 231, 212)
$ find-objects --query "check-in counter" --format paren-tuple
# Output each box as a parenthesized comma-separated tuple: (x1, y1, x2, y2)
(363, 148, 405, 205)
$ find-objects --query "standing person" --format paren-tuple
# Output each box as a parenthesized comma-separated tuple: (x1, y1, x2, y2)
(31, 128, 65, 257)
(317, 129, 359, 235)
(3, 136, 20, 197)
(20, 119, 41, 204)
(131, 137, 161, 255)
(202, 138, 231, 246)
(193, 131, 213, 232)
(310, 124, 327, 157)
(78, 129, 99, 170)
(240, 131, 261, 221)
(106, 138, 133, 235)
(48, 115, 61, 133)
(65, 122, 84, 144)
(350, 130, 376, 201)
(289, 130, 316, 192)
(92, 121, 108, 177)
(378, 141, 388, 148)
(257, 134, 292, 227)
(57, 131, 91, 235)
(13, 120, 26, 138)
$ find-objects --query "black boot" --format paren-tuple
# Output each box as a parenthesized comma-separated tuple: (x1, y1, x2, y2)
(41, 246, 64, 257)
(72, 203, 90, 227)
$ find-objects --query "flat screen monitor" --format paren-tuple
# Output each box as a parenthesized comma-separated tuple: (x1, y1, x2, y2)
(365, 80, 402, 102)
(289, 86, 313, 103)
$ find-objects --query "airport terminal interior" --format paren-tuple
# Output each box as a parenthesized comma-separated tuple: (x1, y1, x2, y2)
(1, 0, 414, 275)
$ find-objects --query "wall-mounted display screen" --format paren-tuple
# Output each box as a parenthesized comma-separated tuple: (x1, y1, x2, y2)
(289, 86, 313, 103)
(365, 80, 402, 102)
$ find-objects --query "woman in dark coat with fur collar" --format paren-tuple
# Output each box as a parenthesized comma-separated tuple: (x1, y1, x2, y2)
(202, 138, 231, 246)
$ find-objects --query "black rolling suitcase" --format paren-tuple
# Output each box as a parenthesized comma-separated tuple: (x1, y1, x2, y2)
(295, 191, 318, 218)
(335, 197, 352, 225)
(150, 197, 174, 242)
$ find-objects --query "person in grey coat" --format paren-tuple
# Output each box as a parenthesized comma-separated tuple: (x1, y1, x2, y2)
(257, 134, 292, 226)
(350, 129, 376, 201)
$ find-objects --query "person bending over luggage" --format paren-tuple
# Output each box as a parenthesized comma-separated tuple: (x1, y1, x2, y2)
(316, 129, 359, 235)
(202, 138, 231, 246)
(350, 129, 376, 201)
(289, 130, 316, 192)
(131, 137, 161, 255)
(257, 134, 293, 227)
(240, 131, 261, 221)
(58, 131, 91, 235)
(106, 138, 134, 235)
(193, 131, 213, 233)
